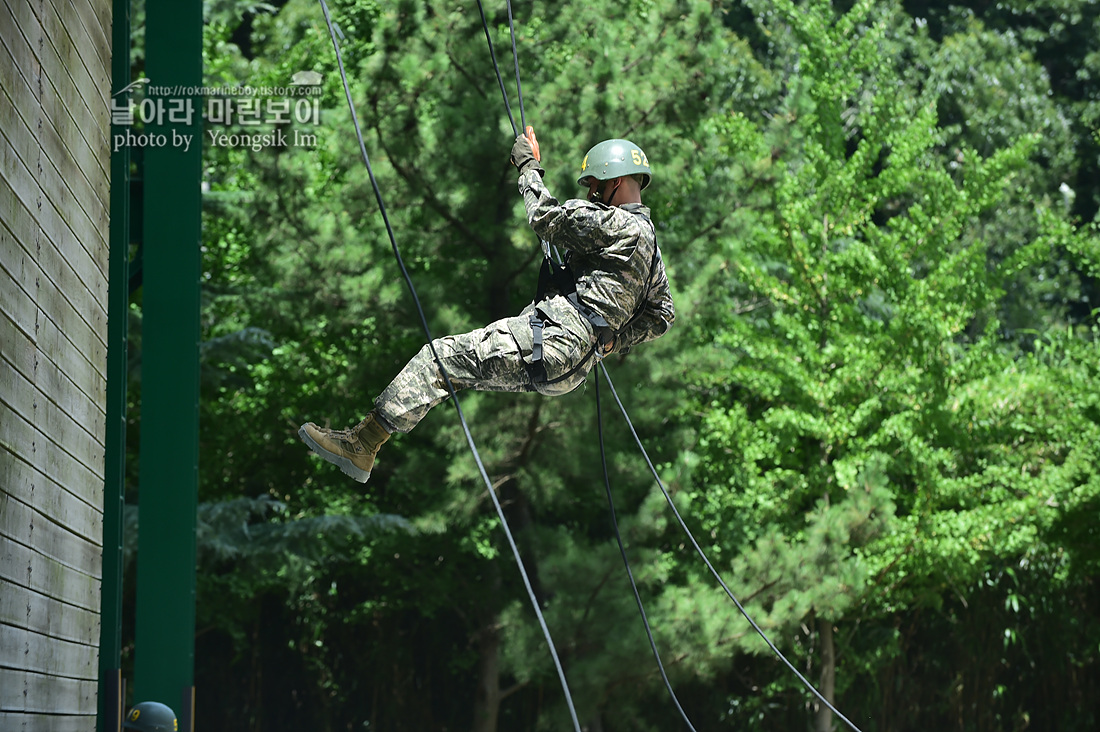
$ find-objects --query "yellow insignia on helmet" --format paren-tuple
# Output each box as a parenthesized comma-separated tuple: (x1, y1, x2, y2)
(581, 154, 588, 172)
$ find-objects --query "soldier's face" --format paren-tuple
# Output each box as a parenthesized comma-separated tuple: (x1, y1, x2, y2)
(585, 178, 619, 204)
(583, 178, 599, 202)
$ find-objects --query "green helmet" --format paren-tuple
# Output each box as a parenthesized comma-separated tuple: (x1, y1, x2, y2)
(577, 139, 652, 189)
(123, 701, 178, 732)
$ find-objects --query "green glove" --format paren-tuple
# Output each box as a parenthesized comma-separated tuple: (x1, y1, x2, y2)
(511, 133, 544, 177)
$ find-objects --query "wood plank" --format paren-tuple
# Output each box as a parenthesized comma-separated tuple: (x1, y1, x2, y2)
(1, 0, 110, 277)
(0, 110, 109, 330)
(0, 402, 102, 516)
(0, 84, 110, 275)
(0, 669, 98, 715)
(0, 624, 99, 680)
(32, 353, 108, 480)
(0, 516, 101, 613)
(0, 308, 36, 382)
(33, 346, 108, 445)
(0, 34, 110, 257)
(0, 389, 105, 509)
(0, 313, 109, 444)
(0, 190, 109, 407)
(32, 205, 109, 360)
(37, 307, 107, 416)
(87, 0, 111, 51)
(31, 314, 107, 457)
(35, 20, 112, 228)
(0, 229, 108, 387)
(36, 45, 111, 242)
(0, 155, 109, 357)
(0, 491, 103, 581)
(41, 0, 111, 114)
(0, 580, 101, 646)
(0, 96, 110, 337)
(56, 0, 112, 103)
(66, 0, 112, 77)
(79, 0, 112, 66)
(0, 158, 109, 359)
(0, 712, 97, 732)
(24, 0, 111, 186)
(0, 24, 109, 279)
(0, 213, 38, 342)
(1, 447, 104, 546)
(0, 289, 108, 429)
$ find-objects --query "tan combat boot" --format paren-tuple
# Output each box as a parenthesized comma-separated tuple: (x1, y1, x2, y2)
(298, 412, 391, 483)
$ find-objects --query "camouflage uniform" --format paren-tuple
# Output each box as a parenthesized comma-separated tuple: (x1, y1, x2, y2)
(374, 169, 675, 434)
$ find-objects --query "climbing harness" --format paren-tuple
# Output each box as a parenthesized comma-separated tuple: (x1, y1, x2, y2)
(525, 208, 660, 386)
(524, 256, 607, 385)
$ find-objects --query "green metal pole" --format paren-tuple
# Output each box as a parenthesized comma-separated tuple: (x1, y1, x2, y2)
(133, 0, 203, 719)
(98, 0, 131, 726)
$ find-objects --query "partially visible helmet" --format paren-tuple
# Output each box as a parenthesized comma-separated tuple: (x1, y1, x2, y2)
(123, 701, 178, 732)
(577, 139, 652, 189)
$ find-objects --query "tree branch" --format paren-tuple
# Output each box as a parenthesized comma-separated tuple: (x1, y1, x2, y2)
(368, 101, 494, 257)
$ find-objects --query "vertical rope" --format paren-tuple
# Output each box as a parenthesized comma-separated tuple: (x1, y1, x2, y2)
(316, 3, 581, 729)
(505, 0, 526, 132)
(596, 375, 699, 731)
(474, 0, 517, 137)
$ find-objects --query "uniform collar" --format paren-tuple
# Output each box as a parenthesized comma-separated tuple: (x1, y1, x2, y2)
(619, 202, 651, 216)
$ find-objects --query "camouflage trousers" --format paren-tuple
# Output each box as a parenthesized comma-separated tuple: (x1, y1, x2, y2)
(374, 296, 596, 434)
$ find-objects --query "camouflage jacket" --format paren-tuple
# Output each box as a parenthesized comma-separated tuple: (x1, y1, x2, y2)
(518, 169, 675, 353)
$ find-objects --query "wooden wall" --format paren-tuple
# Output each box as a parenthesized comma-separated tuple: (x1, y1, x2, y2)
(1, 0, 113, 728)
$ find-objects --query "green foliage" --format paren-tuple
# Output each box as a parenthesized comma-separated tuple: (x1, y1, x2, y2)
(668, 0, 1100, 728)
(121, 0, 1100, 729)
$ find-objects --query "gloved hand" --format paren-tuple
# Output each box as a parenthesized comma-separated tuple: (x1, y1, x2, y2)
(511, 126, 544, 177)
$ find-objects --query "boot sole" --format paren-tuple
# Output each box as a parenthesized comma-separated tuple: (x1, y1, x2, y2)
(298, 426, 372, 483)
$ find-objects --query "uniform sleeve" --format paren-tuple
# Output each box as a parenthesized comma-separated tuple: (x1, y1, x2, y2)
(517, 169, 645, 255)
(614, 252, 675, 353)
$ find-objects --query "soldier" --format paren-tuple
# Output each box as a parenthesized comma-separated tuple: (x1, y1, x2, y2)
(298, 131, 675, 482)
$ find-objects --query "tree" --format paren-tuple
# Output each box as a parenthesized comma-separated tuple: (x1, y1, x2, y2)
(678, 0, 1100, 729)
(164, 0, 1100, 728)
(192, 0, 767, 728)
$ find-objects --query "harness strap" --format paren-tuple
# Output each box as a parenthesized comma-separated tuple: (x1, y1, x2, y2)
(527, 212, 658, 385)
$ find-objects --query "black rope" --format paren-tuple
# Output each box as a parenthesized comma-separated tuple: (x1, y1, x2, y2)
(596, 363, 866, 732)
(316, 3, 582, 730)
(475, 7, 857, 729)
(596, 373, 699, 731)
(505, 0, 526, 133)
(471, 3, 565, 267)
(327, 0, 865, 727)
(474, 0, 517, 137)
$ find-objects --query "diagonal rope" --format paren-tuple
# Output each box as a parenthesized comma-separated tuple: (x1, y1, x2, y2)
(597, 362, 866, 732)
(596, 374, 699, 731)
(323, 0, 866, 727)
(474, 6, 859, 729)
(316, 3, 581, 730)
